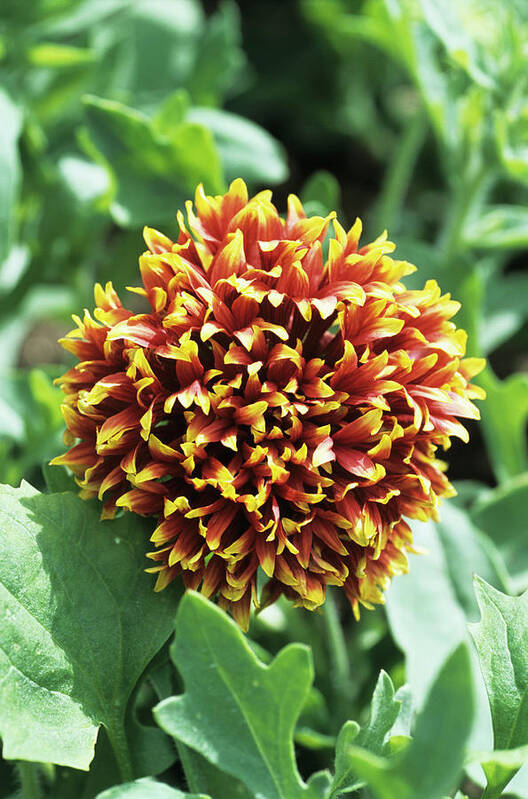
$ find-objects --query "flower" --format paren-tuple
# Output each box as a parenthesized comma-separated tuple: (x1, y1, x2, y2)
(52, 178, 485, 629)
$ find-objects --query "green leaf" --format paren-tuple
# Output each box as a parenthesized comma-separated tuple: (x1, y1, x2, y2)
(96, 778, 209, 798)
(153, 91, 191, 134)
(469, 576, 528, 797)
(301, 171, 341, 217)
(176, 746, 254, 799)
(185, 1, 248, 105)
(479, 367, 528, 482)
(187, 107, 288, 186)
(482, 271, 528, 353)
(495, 104, 528, 186)
(330, 722, 360, 798)
(27, 43, 95, 67)
(416, 0, 496, 89)
(340, 644, 474, 799)
(331, 671, 401, 796)
(110, 0, 204, 106)
(435, 502, 509, 618)
(471, 474, 528, 593)
(0, 482, 179, 772)
(464, 205, 528, 251)
(58, 155, 111, 206)
(385, 516, 494, 761)
(82, 95, 224, 227)
(154, 591, 321, 799)
(468, 745, 528, 799)
(0, 89, 23, 265)
(386, 520, 469, 705)
(355, 672, 402, 756)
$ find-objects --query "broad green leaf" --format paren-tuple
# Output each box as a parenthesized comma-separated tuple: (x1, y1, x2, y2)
(113, 0, 204, 105)
(154, 591, 321, 799)
(0, 89, 22, 265)
(96, 778, 209, 798)
(385, 517, 493, 758)
(0, 482, 179, 771)
(472, 474, 528, 592)
(188, 107, 288, 185)
(82, 95, 224, 227)
(479, 367, 528, 482)
(386, 520, 468, 705)
(469, 577, 528, 797)
(331, 671, 401, 797)
(341, 644, 474, 799)
(435, 502, 509, 618)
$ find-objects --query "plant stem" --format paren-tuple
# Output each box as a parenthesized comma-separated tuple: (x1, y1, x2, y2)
(107, 717, 134, 783)
(324, 587, 351, 715)
(437, 166, 488, 266)
(481, 784, 504, 799)
(176, 741, 203, 793)
(374, 108, 427, 234)
(17, 762, 41, 799)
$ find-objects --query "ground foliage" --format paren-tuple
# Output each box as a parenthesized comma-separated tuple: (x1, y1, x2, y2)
(1, 0, 528, 798)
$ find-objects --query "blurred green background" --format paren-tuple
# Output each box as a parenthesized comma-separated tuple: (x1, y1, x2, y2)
(1, 0, 528, 795)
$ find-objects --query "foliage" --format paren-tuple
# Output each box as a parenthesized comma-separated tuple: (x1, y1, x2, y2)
(1, 0, 528, 798)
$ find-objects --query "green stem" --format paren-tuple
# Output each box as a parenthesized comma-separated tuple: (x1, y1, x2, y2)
(437, 167, 488, 266)
(324, 587, 351, 713)
(17, 762, 41, 799)
(107, 717, 134, 783)
(481, 784, 504, 799)
(176, 741, 203, 793)
(374, 109, 427, 234)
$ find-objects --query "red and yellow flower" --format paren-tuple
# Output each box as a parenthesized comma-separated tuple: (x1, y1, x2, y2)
(52, 179, 484, 629)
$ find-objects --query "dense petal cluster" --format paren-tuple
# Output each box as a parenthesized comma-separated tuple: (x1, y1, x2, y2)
(53, 179, 484, 628)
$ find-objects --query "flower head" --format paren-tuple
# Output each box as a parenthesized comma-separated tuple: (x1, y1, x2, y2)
(52, 179, 484, 629)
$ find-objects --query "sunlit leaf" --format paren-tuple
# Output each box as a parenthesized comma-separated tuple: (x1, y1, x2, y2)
(82, 95, 224, 227)
(96, 778, 209, 798)
(340, 644, 474, 799)
(469, 577, 528, 797)
(0, 482, 179, 772)
(154, 591, 323, 799)
(479, 367, 528, 482)
(188, 107, 288, 186)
